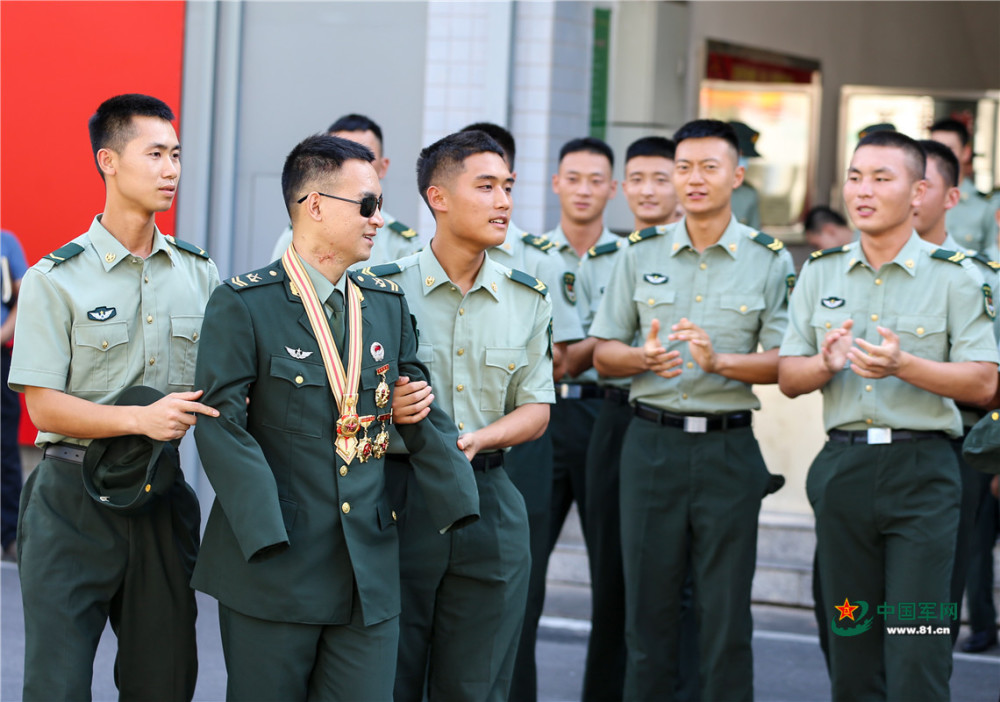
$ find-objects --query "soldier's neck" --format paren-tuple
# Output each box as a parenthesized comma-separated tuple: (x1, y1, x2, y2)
(560, 218, 605, 258)
(859, 224, 913, 269)
(684, 207, 731, 253)
(917, 223, 948, 247)
(99, 204, 157, 258)
(429, 235, 485, 295)
(292, 240, 349, 285)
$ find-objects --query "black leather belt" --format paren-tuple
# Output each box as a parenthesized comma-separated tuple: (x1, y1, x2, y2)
(603, 387, 629, 404)
(557, 383, 603, 400)
(471, 452, 504, 472)
(43, 442, 87, 465)
(827, 429, 948, 445)
(634, 403, 752, 433)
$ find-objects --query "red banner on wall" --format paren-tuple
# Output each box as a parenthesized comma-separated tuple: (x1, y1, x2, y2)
(1, 0, 186, 445)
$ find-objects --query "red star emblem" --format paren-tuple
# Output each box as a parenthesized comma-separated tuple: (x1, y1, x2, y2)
(834, 598, 860, 621)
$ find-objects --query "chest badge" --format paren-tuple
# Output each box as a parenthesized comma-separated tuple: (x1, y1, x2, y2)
(286, 347, 313, 359)
(87, 306, 117, 322)
(643, 273, 668, 285)
(821, 297, 846, 309)
(370, 341, 385, 362)
(984, 284, 996, 320)
(562, 272, 577, 305)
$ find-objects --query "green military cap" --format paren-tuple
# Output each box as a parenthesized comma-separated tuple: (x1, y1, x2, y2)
(857, 123, 896, 140)
(729, 121, 761, 158)
(963, 409, 1000, 474)
(82, 386, 180, 515)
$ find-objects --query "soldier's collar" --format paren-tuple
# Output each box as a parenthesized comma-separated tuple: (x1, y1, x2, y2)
(846, 231, 923, 277)
(417, 245, 502, 301)
(90, 215, 172, 272)
(669, 216, 740, 259)
(297, 257, 340, 307)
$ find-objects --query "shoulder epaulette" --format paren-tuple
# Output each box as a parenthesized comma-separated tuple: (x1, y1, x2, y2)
(165, 235, 210, 259)
(748, 230, 786, 253)
(521, 233, 557, 252)
(351, 269, 402, 294)
(226, 263, 284, 290)
(809, 244, 851, 260)
(43, 242, 85, 265)
(387, 220, 418, 240)
(969, 251, 1000, 272)
(930, 248, 967, 265)
(362, 262, 405, 278)
(626, 225, 666, 245)
(507, 267, 548, 296)
(588, 239, 625, 257)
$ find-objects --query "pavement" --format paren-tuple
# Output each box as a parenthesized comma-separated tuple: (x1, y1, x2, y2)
(2, 560, 998, 701)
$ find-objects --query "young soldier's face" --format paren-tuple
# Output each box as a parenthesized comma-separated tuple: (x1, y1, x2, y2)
(622, 155, 677, 228)
(912, 158, 959, 236)
(672, 137, 743, 219)
(844, 145, 925, 236)
(309, 159, 384, 266)
(109, 116, 180, 214)
(552, 151, 616, 226)
(441, 151, 512, 249)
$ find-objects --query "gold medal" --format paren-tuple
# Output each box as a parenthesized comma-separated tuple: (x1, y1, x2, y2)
(375, 364, 391, 408)
(356, 416, 375, 463)
(337, 395, 361, 438)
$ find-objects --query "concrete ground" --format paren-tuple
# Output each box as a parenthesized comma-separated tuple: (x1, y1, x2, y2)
(2, 561, 998, 702)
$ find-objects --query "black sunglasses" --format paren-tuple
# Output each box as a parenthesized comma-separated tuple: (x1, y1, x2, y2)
(296, 191, 383, 218)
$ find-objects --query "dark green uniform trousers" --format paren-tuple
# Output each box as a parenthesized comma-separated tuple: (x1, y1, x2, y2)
(581, 388, 629, 702)
(620, 417, 768, 702)
(18, 454, 199, 702)
(949, 434, 991, 646)
(387, 456, 530, 702)
(808, 437, 959, 701)
(512, 393, 601, 702)
(964, 476, 998, 636)
(505, 434, 553, 702)
(218, 593, 397, 701)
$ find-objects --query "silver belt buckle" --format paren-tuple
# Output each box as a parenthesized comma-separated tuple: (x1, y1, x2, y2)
(867, 428, 892, 445)
(559, 384, 580, 400)
(684, 416, 707, 433)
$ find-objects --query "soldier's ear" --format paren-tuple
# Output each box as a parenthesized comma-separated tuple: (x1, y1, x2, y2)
(426, 184, 448, 215)
(97, 148, 117, 177)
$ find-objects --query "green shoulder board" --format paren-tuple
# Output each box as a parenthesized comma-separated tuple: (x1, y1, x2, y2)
(749, 231, 786, 253)
(226, 263, 284, 291)
(969, 251, 1000, 272)
(387, 220, 419, 240)
(521, 233, 557, 252)
(588, 239, 624, 257)
(351, 269, 403, 294)
(508, 268, 548, 296)
(809, 244, 851, 260)
(362, 262, 405, 278)
(165, 235, 210, 259)
(930, 248, 967, 265)
(626, 225, 665, 245)
(43, 242, 85, 265)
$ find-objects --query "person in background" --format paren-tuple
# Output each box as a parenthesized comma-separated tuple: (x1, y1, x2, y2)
(1, 229, 27, 562)
(728, 120, 762, 230)
(803, 206, 854, 252)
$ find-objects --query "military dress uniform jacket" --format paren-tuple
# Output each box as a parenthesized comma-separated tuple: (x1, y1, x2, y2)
(191, 261, 479, 627)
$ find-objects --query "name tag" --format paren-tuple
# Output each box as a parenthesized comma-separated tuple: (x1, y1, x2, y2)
(867, 428, 892, 445)
(684, 417, 708, 433)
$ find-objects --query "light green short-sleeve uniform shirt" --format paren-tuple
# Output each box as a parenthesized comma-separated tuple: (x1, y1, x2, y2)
(577, 235, 632, 391)
(946, 179, 999, 260)
(9, 216, 220, 447)
(590, 217, 795, 413)
(779, 232, 999, 438)
(489, 222, 584, 345)
(270, 210, 422, 268)
(376, 247, 555, 439)
(544, 224, 620, 385)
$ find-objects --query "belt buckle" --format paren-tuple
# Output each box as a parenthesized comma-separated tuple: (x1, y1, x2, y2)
(683, 416, 707, 433)
(559, 384, 580, 400)
(867, 428, 892, 445)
